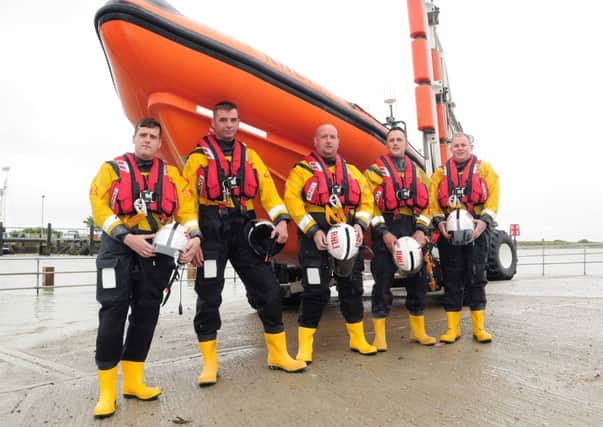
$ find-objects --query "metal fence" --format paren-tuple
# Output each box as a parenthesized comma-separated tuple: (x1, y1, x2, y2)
(1, 244, 602, 293)
(516, 244, 603, 277)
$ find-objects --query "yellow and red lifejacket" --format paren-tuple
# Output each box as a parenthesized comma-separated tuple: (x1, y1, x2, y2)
(438, 155, 488, 212)
(373, 154, 428, 214)
(109, 152, 178, 217)
(194, 135, 259, 204)
(302, 152, 361, 207)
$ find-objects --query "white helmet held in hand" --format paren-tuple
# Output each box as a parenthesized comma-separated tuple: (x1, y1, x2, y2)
(393, 236, 423, 274)
(446, 209, 475, 246)
(153, 223, 187, 258)
(326, 223, 358, 261)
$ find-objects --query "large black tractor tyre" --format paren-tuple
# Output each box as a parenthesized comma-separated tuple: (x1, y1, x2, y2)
(486, 229, 517, 280)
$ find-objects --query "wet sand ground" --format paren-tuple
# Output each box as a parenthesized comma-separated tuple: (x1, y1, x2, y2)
(1, 275, 602, 426)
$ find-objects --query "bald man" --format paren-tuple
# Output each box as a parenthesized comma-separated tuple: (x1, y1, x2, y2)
(284, 124, 377, 364)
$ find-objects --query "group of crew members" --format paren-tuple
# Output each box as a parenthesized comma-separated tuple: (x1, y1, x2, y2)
(89, 100, 499, 418)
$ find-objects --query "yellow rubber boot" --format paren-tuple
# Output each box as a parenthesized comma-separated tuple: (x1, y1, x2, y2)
(439, 311, 462, 343)
(93, 367, 117, 418)
(296, 327, 316, 364)
(264, 332, 307, 372)
(197, 340, 218, 386)
(372, 318, 387, 352)
(409, 314, 436, 346)
(346, 321, 378, 355)
(471, 310, 493, 343)
(121, 361, 161, 400)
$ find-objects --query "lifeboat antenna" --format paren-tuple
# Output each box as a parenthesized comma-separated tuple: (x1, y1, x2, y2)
(383, 98, 407, 133)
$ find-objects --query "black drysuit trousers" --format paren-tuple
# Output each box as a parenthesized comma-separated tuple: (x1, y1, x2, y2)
(437, 231, 489, 312)
(95, 233, 174, 370)
(297, 214, 365, 328)
(370, 214, 428, 317)
(193, 207, 284, 342)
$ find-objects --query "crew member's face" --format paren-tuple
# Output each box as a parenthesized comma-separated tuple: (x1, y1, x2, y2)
(133, 126, 161, 160)
(385, 130, 407, 158)
(450, 135, 473, 163)
(314, 124, 339, 158)
(212, 108, 239, 140)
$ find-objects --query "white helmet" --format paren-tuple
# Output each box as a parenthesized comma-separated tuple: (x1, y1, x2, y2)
(393, 236, 423, 274)
(326, 223, 358, 261)
(153, 223, 187, 258)
(446, 209, 475, 246)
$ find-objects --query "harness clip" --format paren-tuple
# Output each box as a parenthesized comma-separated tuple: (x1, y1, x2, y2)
(134, 198, 148, 215)
(328, 193, 342, 208)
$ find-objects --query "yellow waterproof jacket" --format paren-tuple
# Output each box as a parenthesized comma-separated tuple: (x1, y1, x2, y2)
(182, 144, 289, 223)
(89, 156, 200, 239)
(429, 160, 499, 225)
(364, 160, 431, 232)
(284, 157, 373, 236)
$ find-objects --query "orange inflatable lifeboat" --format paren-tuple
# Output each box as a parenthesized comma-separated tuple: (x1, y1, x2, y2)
(95, 0, 424, 264)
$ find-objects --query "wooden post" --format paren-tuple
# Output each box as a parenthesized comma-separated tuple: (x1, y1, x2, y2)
(43, 266, 55, 286)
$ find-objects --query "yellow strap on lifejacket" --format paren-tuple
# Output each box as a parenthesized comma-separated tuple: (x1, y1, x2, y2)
(325, 204, 347, 225)
(123, 211, 146, 229)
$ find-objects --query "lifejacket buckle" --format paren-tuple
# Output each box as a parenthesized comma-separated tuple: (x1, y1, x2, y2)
(221, 180, 231, 201)
(452, 187, 465, 198)
(395, 189, 410, 201)
(224, 176, 238, 190)
(331, 185, 342, 196)
(139, 190, 155, 204)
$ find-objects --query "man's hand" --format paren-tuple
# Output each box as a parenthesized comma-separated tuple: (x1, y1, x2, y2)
(472, 219, 487, 240)
(437, 221, 450, 239)
(179, 237, 203, 266)
(382, 231, 398, 254)
(313, 230, 328, 251)
(272, 221, 288, 244)
(353, 224, 364, 247)
(124, 233, 155, 257)
(412, 229, 427, 248)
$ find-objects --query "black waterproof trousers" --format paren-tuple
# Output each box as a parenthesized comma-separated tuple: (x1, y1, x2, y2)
(297, 214, 365, 328)
(437, 231, 489, 312)
(370, 214, 428, 317)
(193, 206, 284, 342)
(95, 233, 174, 370)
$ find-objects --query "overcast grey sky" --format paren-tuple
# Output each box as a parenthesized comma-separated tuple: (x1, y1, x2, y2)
(1, 1, 600, 240)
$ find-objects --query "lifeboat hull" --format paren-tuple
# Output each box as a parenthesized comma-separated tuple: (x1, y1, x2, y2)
(95, 0, 423, 264)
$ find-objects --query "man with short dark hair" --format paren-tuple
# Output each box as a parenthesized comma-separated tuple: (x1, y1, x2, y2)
(183, 101, 305, 387)
(364, 126, 435, 351)
(89, 117, 202, 418)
